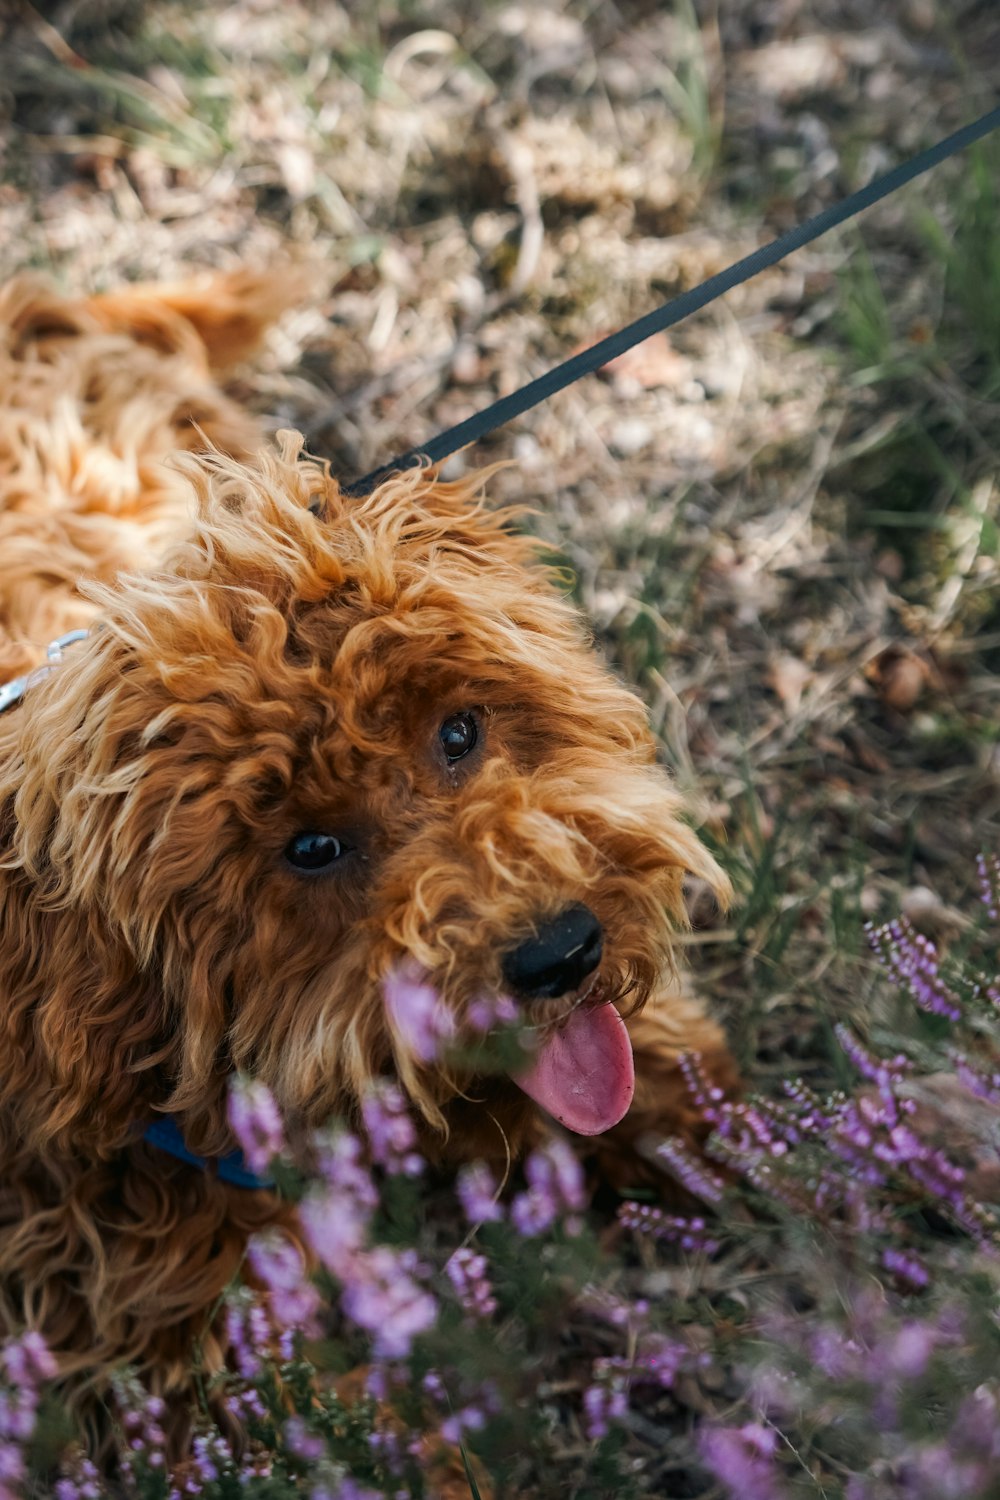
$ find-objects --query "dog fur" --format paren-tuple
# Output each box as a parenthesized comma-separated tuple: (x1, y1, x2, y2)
(0, 270, 735, 1431)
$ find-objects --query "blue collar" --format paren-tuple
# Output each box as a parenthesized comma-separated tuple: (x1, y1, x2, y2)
(142, 1116, 275, 1191)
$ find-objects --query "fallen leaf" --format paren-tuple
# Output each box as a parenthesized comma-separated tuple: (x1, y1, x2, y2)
(767, 653, 812, 713)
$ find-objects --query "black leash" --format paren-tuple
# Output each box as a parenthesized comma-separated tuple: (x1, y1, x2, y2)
(345, 102, 1000, 498)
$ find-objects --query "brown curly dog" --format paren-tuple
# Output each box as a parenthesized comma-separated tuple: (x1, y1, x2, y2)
(0, 270, 735, 1430)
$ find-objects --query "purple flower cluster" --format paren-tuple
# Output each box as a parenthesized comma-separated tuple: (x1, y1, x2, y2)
(456, 1161, 503, 1225)
(109, 1376, 170, 1491)
(465, 991, 519, 1034)
(300, 1130, 377, 1277)
(282, 1416, 325, 1461)
(582, 1373, 628, 1441)
(881, 1246, 930, 1292)
(823, 1300, 956, 1388)
(867, 917, 962, 1020)
(714, 1289, 997, 1500)
(511, 1139, 586, 1236)
(977, 851, 999, 922)
(382, 964, 456, 1063)
(949, 1050, 1000, 1102)
(1, 1332, 57, 1500)
(340, 1246, 437, 1359)
(444, 1248, 497, 1320)
(246, 1232, 322, 1345)
(300, 1127, 437, 1359)
(575, 1285, 695, 1441)
(618, 1201, 720, 1254)
(361, 1081, 424, 1177)
(676, 1026, 996, 1253)
(53, 1454, 102, 1500)
(846, 1383, 1000, 1500)
(654, 1133, 726, 1205)
(227, 1076, 286, 1175)
(700, 1423, 786, 1500)
(224, 1291, 272, 1378)
(582, 1332, 689, 1440)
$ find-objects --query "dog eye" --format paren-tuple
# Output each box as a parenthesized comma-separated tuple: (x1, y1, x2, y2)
(439, 711, 478, 763)
(284, 832, 346, 871)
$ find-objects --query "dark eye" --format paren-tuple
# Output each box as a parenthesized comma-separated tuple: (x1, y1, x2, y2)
(439, 711, 478, 763)
(284, 832, 346, 872)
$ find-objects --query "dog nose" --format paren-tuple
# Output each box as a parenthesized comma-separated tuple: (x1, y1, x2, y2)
(501, 904, 604, 1001)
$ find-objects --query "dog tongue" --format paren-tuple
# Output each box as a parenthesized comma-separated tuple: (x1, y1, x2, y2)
(513, 1003, 635, 1136)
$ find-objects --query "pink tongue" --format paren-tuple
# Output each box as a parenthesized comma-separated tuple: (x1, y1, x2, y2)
(513, 1003, 635, 1136)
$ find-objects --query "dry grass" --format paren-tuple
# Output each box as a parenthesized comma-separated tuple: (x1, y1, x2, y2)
(1, 0, 999, 1490)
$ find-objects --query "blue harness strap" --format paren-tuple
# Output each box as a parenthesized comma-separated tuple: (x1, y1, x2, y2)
(142, 1116, 275, 1191)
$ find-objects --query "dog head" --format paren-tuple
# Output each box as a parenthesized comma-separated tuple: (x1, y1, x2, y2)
(0, 435, 728, 1161)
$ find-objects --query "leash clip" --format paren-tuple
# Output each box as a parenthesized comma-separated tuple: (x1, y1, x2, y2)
(0, 629, 91, 715)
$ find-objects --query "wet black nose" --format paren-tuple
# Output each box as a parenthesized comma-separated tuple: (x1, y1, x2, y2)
(501, 904, 604, 1001)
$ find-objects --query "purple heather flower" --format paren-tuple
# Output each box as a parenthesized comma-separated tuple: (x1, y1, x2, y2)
(0, 1389, 38, 1443)
(456, 1161, 504, 1225)
(246, 1232, 321, 1334)
(440, 1406, 486, 1444)
(868, 917, 962, 1020)
(976, 851, 999, 922)
(340, 1246, 437, 1358)
(361, 1081, 424, 1176)
(881, 1247, 930, 1290)
(284, 1416, 326, 1461)
(577, 1286, 650, 1330)
(949, 1383, 1000, 1462)
(582, 1376, 628, 1440)
(655, 1136, 726, 1204)
(886, 1322, 937, 1380)
(54, 1457, 102, 1500)
(0, 1330, 54, 1496)
(226, 1386, 268, 1427)
(303, 1129, 380, 1281)
(301, 1185, 370, 1279)
(700, 1422, 789, 1500)
(618, 1201, 720, 1254)
(190, 1432, 232, 1485)
(466, 992, 519, 1034)
(224, 1297, 269, 1379)
(0, 1441, 26, 1488)
(227, 1076, 285, 1175)
(315, 1129, 379, 1210)
(679, 1050, 728, 1122)
(950, 1051, 1000, 1102)
(383, 964, 456, 1063)
(2, 1331, 57, 1386)
(445, 1248, 497, 1319)
(835, 1025, 911, 1091)
(512, 1139, 586, 1235)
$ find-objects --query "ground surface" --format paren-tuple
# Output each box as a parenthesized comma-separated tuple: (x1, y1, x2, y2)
(2, 1, 999, 1493)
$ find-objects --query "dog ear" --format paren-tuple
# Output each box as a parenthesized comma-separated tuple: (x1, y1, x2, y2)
(82, 264, 321, 372)
(0, 819, 176, 1154)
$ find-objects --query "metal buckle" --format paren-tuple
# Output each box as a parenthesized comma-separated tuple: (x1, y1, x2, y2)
(0, 675, 29, 714)
(0, 630, 90, 715)
(47, 628, 91, 662)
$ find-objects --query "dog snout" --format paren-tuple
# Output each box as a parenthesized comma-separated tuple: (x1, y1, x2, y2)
(501, 903, 604, 1001)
